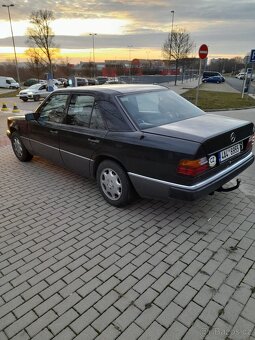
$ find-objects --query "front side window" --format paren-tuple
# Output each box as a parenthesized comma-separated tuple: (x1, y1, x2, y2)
(39, 85, 47, 91)
(119, 89, 205, 129)
(66, 94, 94, 127)
(38, 94, 69, 123)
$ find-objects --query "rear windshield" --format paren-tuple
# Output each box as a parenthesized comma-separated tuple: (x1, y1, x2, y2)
(118, 89, 204, 129)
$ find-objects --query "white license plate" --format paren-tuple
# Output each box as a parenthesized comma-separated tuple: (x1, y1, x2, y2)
(219, 143, 242, 162)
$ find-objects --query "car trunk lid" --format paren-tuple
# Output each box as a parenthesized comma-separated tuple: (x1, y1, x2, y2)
(143, 114, 254, 154)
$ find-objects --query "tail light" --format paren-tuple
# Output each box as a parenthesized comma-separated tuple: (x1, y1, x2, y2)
(177, 157, 208, 176)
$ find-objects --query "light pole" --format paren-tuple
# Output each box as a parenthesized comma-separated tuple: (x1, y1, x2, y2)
(128, 45, 133, 81)
(89, 33, 97, 78)
(2, 3, 20, 85)
(169, 10, 175, 75)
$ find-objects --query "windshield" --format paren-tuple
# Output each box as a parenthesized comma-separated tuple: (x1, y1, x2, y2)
(118, 89, 205, 129)
(7, 78, 16, 83)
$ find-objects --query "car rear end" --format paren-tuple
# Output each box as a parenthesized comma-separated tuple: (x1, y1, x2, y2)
(168, 116, 254, 199)
(133, 120, 254, 201)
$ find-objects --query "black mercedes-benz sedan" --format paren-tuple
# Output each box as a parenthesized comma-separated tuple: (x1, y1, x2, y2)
(7, 84, 254, 206)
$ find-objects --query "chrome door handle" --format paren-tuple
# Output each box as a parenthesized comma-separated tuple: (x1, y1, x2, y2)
(88, 138, 100, 144)
(50, 130, 58, 134)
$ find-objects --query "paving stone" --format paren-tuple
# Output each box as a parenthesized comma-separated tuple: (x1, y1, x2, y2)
(94, 290, 119, 313)
(174, 285, 197, 308)
(114, 289, 139, 312)
(52, 327, 75, 340)
(232, 283, 252, 305)
(138, 321, 165, 340)
(49, 309, 79, 335)
(134, 288, 159, 310)
(116, 323, 143, 340)
(26, 310, 57, 338)
(160, 320, 188, 340)
(92, 306, 120, 333)
(231, 316, 254, 340)
(220, 298, 244, 325)
(212, 284, 235, 306)
(135, 304, 161, 330)
(241, 297, 255, 323)
(95, 324, 121, 340)
(199, 300, 222, 326)
(206, 270, 227, 290)
(156, 302, 183, 328)
(114, 305, 141, 331)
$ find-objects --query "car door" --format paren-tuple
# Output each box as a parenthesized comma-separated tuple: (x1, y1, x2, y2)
(58, 93, 107, 177)
(28, 93, 69, 165)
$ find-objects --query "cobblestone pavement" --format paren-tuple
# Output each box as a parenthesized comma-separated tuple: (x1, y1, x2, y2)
(1, 102, 255, 340)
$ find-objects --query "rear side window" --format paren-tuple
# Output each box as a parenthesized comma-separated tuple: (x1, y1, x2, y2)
(98, 100, 132, 131)
(66, 94, 94, 127)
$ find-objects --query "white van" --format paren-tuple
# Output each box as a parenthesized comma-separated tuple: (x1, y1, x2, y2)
(0, 76, 20, 89)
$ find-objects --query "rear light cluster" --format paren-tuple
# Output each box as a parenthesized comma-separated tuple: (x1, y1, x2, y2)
(177, 157, 208, 176)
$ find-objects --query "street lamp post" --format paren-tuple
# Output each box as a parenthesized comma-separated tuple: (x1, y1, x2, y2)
(128, 45, 133, 82)
(2, 3, 20, 85)
(89, 33, 97, 78)
(169, 10, 175, 76)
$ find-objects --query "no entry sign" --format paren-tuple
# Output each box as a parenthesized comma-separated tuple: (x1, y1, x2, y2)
(199, 44, 208, 59)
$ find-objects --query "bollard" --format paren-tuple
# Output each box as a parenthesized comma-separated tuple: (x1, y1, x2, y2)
(1, 103, 9, 111)
(12, 103, 20, 113)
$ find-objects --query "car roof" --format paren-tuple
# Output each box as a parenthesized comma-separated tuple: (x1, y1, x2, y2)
(54, 84, 166, 95)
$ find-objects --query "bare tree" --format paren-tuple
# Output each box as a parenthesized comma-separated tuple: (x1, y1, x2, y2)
(162, 27, 194, 85)
(26, 10, 58, 75)
(25, 48, 47, 80)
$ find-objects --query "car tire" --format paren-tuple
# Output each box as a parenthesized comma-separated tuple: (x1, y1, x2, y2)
(21, 98, 28, 102)
(96, 160, 135, 206)
(34, 95, 40, 101)
(11, 132, 33, 162)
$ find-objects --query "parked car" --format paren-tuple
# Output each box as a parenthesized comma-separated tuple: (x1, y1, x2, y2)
(18, 83, 58, 101)
(87, 78, 99, 85)
(105, 79, 126, 84)
(7, 84, 254, 206)
(235, 72, 246, 80)
(67, 77, 88, 87)
(23, 78, 39, 87)
(0, 76, 20, 89)
(203, 71, 225, 82)
(235, 72, 254, 81)
(96, 76, 109, 84)
(202, 76, 223, 84)
(58, 78, 67, 85)
(53, 79, 62, 86)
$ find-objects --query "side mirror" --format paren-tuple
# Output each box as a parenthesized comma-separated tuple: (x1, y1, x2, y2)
(25, 113, 36, 121)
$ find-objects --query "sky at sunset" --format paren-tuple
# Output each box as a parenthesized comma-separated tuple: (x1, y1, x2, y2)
(0, 0, 254, 64)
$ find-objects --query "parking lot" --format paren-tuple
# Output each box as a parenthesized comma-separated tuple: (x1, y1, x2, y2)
(1, 90, 255, 339)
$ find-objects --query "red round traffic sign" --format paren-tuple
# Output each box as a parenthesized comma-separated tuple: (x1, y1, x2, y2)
(199, 44, 208, 59)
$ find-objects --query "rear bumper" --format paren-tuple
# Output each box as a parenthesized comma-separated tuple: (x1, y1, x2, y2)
(128, 152, 254, 201)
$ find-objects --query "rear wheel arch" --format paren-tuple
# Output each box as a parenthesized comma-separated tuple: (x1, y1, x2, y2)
(92, 155, 128, 178)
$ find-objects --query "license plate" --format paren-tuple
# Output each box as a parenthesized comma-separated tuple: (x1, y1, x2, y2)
(219, 142, 242, 162)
